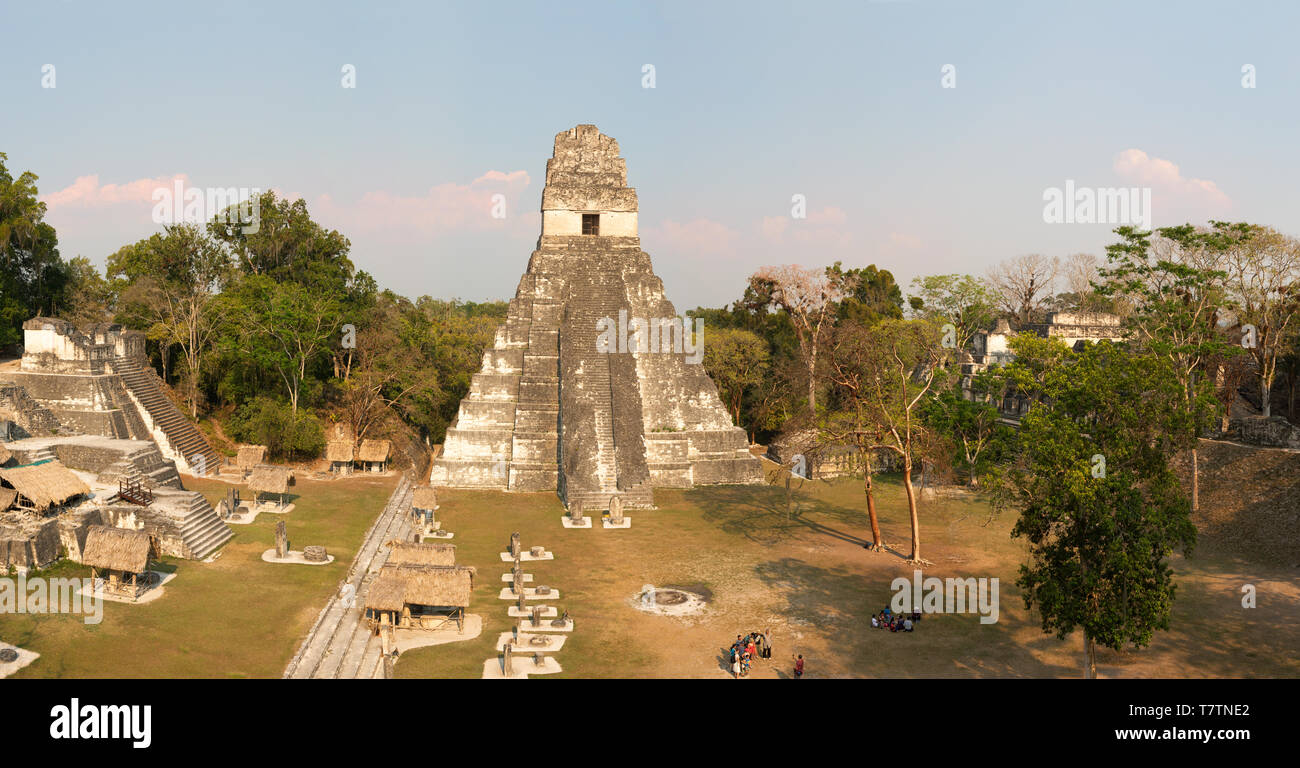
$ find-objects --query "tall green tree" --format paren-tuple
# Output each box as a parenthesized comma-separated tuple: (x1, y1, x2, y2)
(702, 327, 770, 434)
(1218, 222, 1300, 418)
(907, 273, 998, 351)
(221, 274, 341, 415)
(1099, 225, 1237, 512)
(822, 318, 946, 561)
(995, 335, 1204, 678)
(0, 153, 68, 346)
(109, 224, 232, 416)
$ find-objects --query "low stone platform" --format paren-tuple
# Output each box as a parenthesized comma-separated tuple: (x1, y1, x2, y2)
(497, 587, 560, 601)
(507, 605, 557, 618)
(561, 516, 591, 528)
(494, 631, 566, 653)
(602, 518, 631, 529)
(498, 550, 553, 562)
(500, 573, 534, 583)
(257, 502, 295, 515)
(75, 570, 176, 605)
(261, 549, 336, 566)
(481, 655, 562, 679)
(517, 618, 574, 633)
(224, 505, 264, 525)
(393, 615, 483, 654)
(0, 641, 39, 679)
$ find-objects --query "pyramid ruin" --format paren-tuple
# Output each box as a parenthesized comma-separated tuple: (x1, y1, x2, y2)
(1, 318, 232, 569)
(431, 125, 762, 509)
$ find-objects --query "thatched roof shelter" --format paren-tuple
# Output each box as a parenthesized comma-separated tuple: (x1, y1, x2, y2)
(401, 565, 474, 608)
(411, 487, 438, 511)
(246, 465, 293, 495)
(325, 440, 354, 463)
(357, 439, 391, 464)
(386, 540, 456, 567)
(235, 445, 267, 470)
(0, 488, 16, 512)
(364, 564, 474, 610)
(82, 526, 153, 574)
(364, 571, 408, 612)
(0, 460, 91, 512)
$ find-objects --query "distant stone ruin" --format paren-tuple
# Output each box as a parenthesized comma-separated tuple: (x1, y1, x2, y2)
(431, 125, 762, 510)
(4, 318, 220, 473)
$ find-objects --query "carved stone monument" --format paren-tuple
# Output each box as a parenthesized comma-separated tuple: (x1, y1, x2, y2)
(609, 496, 623, 523)
(275, 520, 288, 559)
(510, 531, 521, 558)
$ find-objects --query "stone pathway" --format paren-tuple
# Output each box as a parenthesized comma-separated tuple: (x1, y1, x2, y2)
(283, 476, 413, 679)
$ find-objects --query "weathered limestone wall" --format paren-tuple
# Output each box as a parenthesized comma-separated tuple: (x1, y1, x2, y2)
(0, 518, 62, 571)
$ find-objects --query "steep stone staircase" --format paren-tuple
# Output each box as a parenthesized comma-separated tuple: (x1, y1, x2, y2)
(0, 382, 62, 436)
(173, 491, 233, 560)
(110, 357, 221, 474)
(97, 446, 182, 490)
(560, 269, 654, 510)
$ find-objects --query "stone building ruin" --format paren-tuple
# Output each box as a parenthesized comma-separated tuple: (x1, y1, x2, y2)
(0, 318, 232, 571)
(431, 125, 762, 510)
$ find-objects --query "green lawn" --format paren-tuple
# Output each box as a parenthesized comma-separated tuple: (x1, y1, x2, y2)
(5, 466, 1295, 679)
(393, 470, 1300, 679)
(0, 473, 397, 678)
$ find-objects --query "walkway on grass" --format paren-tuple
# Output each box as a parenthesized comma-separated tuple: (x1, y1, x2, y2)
(283, 474, 414, 679)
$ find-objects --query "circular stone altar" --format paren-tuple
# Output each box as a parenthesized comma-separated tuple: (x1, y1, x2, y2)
(0, 648, 18, 663)
(632, 585, 708, 617)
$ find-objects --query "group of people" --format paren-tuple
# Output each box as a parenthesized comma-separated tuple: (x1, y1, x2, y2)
(727, 630, 771, 678)
(872, 606, 921, 633)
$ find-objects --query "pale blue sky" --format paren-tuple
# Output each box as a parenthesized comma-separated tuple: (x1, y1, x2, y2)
(2, 0, 1297, 310)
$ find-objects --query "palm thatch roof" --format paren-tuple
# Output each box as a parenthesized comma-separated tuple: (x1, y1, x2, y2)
(357, 439, 391, 463)
(364, 571, 408, 612)
(246, 465, 293, 495)
(325, 440, 354, 463)
(235, 445, 267, 470)
(0, 444, 12, 466)
(386, 540, 456, 567)
(411, 487, 438, 511)
(0, 460, 91, 511)
(364, 564, 474, 610)
(81, 525, 153, 573)
(0, 488, 16, 511)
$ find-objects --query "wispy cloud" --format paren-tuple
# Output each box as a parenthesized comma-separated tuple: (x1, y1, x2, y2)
(1113, 149, 1231, 222)
(312, 170, 532, 241)
(41, 173, 189, 209)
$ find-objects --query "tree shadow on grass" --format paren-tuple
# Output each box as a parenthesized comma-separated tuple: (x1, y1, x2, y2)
(688, 483, 910, 559)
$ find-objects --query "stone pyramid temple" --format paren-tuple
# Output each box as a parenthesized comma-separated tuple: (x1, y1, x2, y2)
(430, 125, 762, 509)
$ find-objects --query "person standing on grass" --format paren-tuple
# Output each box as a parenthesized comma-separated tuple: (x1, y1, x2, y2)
(793, 654, 804, 679)
(763, 628, 772, 659)
(746, 637, 757, 662)
(731, 647, 741, 679)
